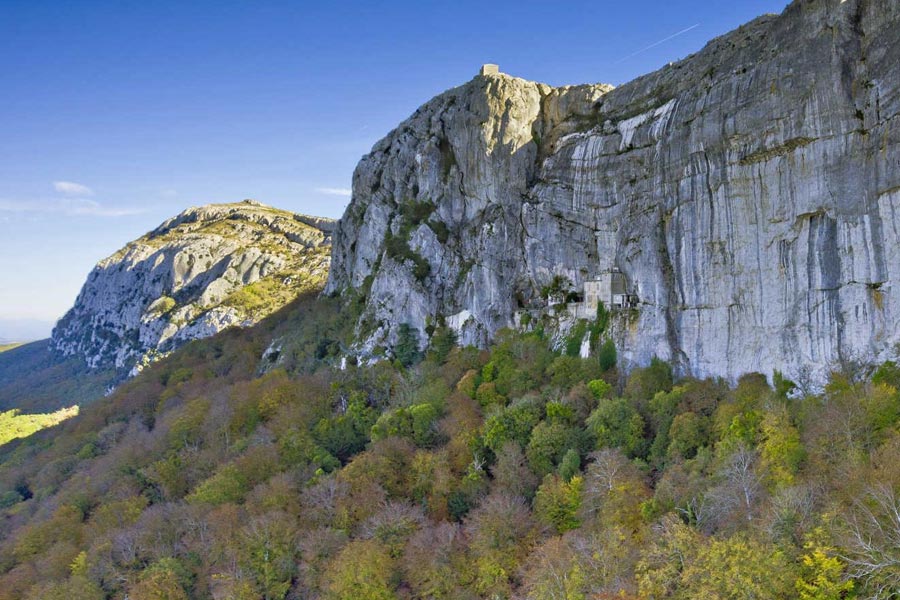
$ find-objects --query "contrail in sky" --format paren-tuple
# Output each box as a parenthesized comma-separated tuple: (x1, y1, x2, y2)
(616, 23, 701, 64)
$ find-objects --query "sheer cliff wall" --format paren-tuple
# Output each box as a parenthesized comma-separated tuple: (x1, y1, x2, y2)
(327, 0, 900, 383)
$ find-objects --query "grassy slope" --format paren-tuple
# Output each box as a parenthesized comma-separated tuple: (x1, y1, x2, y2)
(0, 343, 23, 353)
(0, 405, 79, 446)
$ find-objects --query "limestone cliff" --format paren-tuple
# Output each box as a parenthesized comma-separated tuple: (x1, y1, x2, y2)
(53, 200, 333, 374)
(326, 0, 900, 384)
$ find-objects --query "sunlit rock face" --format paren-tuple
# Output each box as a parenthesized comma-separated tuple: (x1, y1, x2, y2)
(53, 200, 333, 374)
(327, 0, 900, 384)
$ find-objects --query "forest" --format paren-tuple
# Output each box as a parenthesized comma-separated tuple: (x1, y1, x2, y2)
(0, 292, 898, 599)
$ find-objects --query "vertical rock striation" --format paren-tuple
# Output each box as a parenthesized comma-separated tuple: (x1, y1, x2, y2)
(326, 0, 900, 384)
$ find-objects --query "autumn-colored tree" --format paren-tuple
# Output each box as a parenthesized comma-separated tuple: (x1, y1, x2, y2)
(323, 539, 398, 600)
(465, 492, 538, 596)
(401, 522, 468, 599)
(534, 474, 583, 533)
(581, 449, 650, 533)
(360, 501, 425, 557)
(759, 408, 805, 489)
(520, 535, 588, 600)
(795, 528, 854, 600)
(635, 514, 701, 598)
(410, 448, 454, 519)
(679, 532, 796, 599)
(129, 557, 192, 600)
(491, 441, 539, 499)
(841, 483, 900, 598)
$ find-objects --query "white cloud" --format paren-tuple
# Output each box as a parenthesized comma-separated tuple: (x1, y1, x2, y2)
(0, 198, 144, 218)
(316, 187, 352, 197)
(53, 181, 94, 196)
(66, 199, 145, 217)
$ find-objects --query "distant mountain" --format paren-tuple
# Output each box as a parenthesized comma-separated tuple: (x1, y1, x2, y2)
(52, 200, 334, 376)
(0, 319, 55, 344)
(0, 200, 334, 416)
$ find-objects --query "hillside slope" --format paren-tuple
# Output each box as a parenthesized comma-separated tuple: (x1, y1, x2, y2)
(0, 341, 112, 413)
(327, 0, 900, 385)
(0, 201, 333, 420)
(2, 283, 900, 598)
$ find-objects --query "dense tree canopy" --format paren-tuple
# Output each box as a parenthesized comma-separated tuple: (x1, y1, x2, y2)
(0, 295, 897, 599)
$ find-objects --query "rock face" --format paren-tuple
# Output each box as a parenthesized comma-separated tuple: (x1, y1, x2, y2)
(326, 0, 900, 384)
(54, 200, 333, 373)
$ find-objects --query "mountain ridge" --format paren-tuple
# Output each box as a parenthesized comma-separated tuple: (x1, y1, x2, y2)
(326, 0, 900, 385)
(51, 199, 334, 377)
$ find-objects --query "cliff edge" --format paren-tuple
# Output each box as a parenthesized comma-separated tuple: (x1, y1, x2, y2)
(326, 0, 900, 383)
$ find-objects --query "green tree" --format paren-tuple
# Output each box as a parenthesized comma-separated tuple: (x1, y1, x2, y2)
(428, 327, 457, 363)
(313, 391, 376, 461)
(475, 381, 506, 408)
(482, 398, 542, 454)
(558, 448, 581, 482)
(587, 378, 613, 400)
(667, 412, 707, 460)
(647, 386, 687, 467)
(873, 360, 900, 388)
(624, 357, 673, 404)
(595, 300, 610, 335)
(241, 514, 297, 600)
(598, 338, 617, 372)
(586, 398, 647, 458)
(395, 324, 422, 367)
(526, 421, 585, 477)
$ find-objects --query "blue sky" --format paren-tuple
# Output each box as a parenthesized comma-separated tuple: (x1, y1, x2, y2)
(0, 0, 789, 338)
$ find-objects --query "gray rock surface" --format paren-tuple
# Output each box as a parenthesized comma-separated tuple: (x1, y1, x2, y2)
(53, 200, 333, 374)
(326, 0, 900, 384)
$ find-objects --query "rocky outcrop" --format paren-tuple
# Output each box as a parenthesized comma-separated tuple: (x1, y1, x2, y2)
(54, 200, 333, 374)
(326, 0, 900, 384)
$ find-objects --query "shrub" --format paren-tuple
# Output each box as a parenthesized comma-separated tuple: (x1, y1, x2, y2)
(598, 338, 617, 371)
